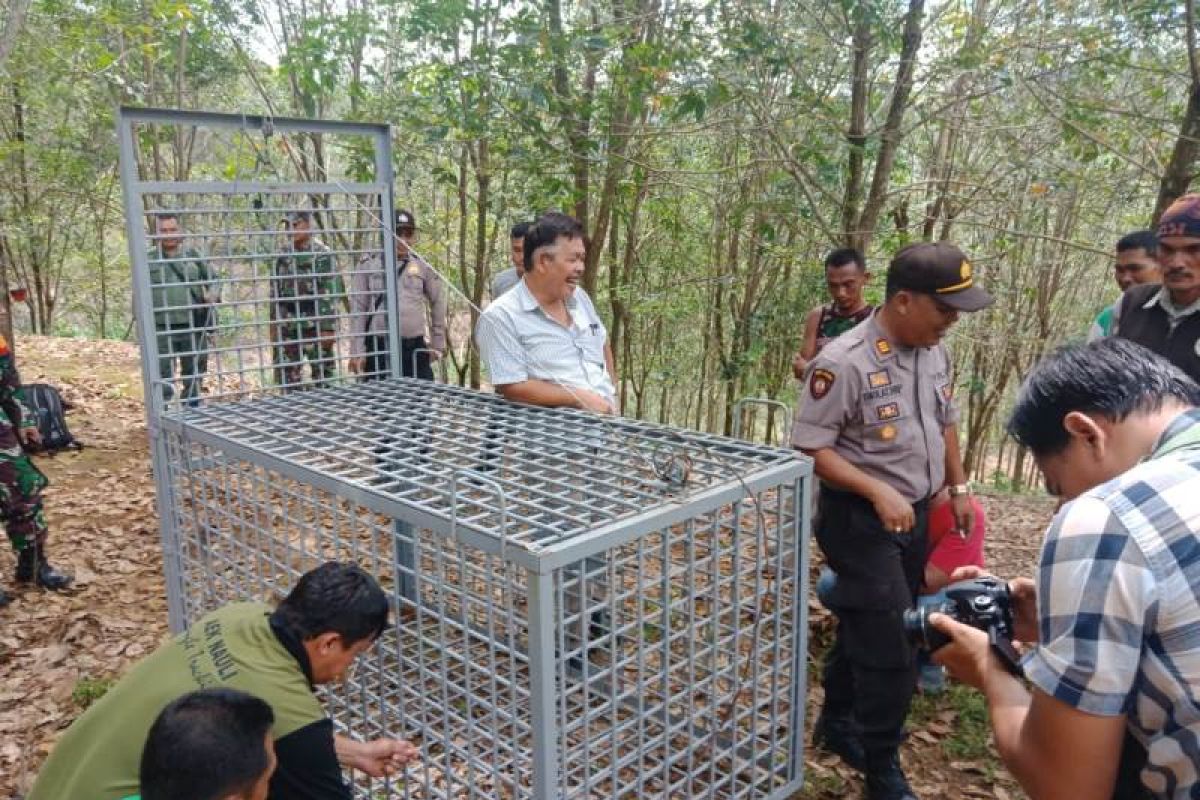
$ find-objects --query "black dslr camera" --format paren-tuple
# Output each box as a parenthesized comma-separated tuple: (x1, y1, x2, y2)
(903, 576, 1024, 677)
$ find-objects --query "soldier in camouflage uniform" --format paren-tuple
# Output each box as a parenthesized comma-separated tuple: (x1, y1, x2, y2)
(271, 211, 346, 391)
(0, 334, 71, 608)
(148, 213, 216, 406)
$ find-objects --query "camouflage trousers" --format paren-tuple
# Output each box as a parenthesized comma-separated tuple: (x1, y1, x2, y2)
(274, 325, 337, 391)
(0, 436, 48, 553)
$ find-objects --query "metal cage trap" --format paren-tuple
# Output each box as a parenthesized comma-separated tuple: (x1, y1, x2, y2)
(119, 107, 813, 800)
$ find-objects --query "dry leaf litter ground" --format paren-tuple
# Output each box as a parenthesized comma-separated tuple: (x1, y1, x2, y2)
(0, 335, 1057, 799)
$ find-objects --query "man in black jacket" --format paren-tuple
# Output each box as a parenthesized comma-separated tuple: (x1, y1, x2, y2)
(1114, 194, 1200, 382)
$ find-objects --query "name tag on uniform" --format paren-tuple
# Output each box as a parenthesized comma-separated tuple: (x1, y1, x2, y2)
(876, 402, 900, 420)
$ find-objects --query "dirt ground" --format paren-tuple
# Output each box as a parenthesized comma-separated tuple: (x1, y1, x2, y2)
(0, 335, 1057, 799)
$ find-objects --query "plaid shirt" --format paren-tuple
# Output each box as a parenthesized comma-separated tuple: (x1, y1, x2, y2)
(1025, 407, 1200, 798)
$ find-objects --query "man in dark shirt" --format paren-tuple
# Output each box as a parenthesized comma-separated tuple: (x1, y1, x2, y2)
(792, 248, 874, 379)
(29, 562, 419, 800)
(1114, 195, 1200, 383)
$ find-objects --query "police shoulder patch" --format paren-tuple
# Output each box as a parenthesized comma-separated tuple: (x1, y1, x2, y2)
(809, 368, 836, 400)
(0, 335, 9, 356)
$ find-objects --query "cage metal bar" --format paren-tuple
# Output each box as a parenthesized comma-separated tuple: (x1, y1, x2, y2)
(127, 107, 811, 800)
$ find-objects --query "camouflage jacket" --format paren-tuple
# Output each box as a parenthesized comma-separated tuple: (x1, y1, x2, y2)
(272, 240, 345, 332)
(0, 335, 35, 435)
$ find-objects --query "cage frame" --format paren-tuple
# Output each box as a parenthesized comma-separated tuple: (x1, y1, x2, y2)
(118, 106, 813, 800)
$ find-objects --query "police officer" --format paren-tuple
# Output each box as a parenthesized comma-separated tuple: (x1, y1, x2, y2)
(349, 209, 446, 381)
(792, 242, 992, 800)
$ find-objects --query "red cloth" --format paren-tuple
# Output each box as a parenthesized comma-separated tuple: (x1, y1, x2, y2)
(926, 495, 985, 574)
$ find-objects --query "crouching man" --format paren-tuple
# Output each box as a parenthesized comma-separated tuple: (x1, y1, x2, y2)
(933, 338, 1200, 799)
(30, 562, 419, 800)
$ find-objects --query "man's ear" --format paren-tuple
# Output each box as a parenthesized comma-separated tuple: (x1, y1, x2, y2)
(1062, 410, 1106, 453)
(309, 631, 344, 655)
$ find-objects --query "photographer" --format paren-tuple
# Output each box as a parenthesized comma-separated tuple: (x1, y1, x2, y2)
(932, 338, 1200, 799)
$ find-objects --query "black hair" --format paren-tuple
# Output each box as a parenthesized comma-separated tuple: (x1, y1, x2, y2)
(1007, 338, 1200, 456)
(824, 247, 865, 272)
(522, 212, 585, 272)
(273, 562, 389, 644)
(510, 221, 532, 239)
(140, 688, 275, 800)
(155, 213, 180, 225)
(1116, 230, 1158, 256)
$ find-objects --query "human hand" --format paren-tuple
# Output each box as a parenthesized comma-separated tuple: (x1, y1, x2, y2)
(20, 427, 40, 448)
(870, 482, 914, 533)
(946, 568, 1038, 644)
(575, 389, 614, 414)
(928, 613, 997, 691)
(791, 352, 807, 380)
(429, 349, 443, 362)
(348, 738, 420, 777)
(348, 357, 364, 374)
(950, 492, 973, 537)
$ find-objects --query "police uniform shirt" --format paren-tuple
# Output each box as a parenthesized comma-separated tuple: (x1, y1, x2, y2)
(791, 312, 958, 503)
(348, 252, 447, 357)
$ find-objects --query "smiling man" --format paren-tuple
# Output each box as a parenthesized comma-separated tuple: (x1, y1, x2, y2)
(933, 338, 1200, 800)
(1113, 196, 1200, 381)
(792, 242, 993, 800)
(474, 211, 616, 414)
(29, 562, 418, 800)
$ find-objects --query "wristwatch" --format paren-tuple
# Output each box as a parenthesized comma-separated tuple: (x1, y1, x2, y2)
(948, 484, 971, 497)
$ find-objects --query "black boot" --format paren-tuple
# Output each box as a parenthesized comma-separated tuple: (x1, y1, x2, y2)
(813, 712, 866, 771)
(865, 749, 918, 800)
(15, 546, 72, 590)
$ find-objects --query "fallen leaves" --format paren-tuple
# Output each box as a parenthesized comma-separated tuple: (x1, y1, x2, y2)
(0, 335, 166, 800)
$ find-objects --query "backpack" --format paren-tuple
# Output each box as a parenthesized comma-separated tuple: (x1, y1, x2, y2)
(23, 383, 82, 453)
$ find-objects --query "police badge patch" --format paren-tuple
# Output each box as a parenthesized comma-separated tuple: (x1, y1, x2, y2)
(868, 369, 891, 388)
(877, 402, 900, 420)
(875, 338, 892, 357)
(810, 368, 835, 400)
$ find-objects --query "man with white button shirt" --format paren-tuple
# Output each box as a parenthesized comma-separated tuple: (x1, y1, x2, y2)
(474, 212, 616, 667)
(475, 211, 617, 413)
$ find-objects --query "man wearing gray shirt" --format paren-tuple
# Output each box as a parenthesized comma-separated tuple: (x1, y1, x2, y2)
(349, 209, 446, 381)
(489, 221, 532, 302)
(475, 212, 616, 413)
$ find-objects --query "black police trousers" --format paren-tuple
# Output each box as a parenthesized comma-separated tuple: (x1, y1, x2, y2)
(363, 334, 435, 381)
(816, 485, 929, 753)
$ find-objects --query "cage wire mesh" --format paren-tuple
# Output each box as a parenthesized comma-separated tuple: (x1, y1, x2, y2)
(120, 108, 813, 799)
